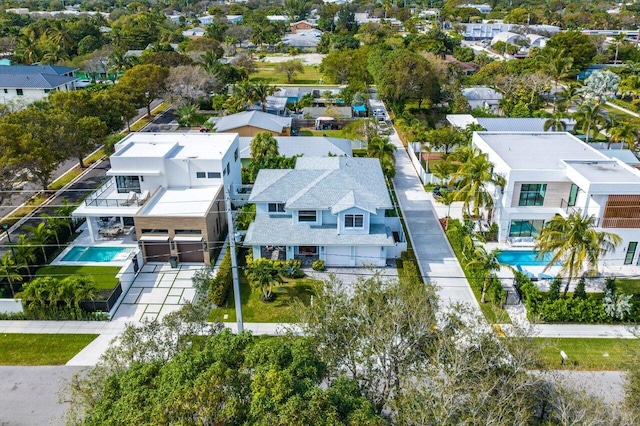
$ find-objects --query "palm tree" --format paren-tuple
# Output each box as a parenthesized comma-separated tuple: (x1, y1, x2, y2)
(367, 137, 397, 178)
(232, 80, 256, 110)
(436, 189, 456, 230)
(543, 110, 568, 132)
(0, 252, 23, 297)
(535, 213, 621, 298)
(536, 47, 574, 111)
(46, 21, 74, 52)
(175, 103, 199, 127)
(466, 247, 501, 303)
(24, 222, 53, 263)
(608, 119, 639, 149)
(246, 258, 282, 301)
(66, 276, 98, 309)
(251, 81, 277, 112)
(12, 234, 35, 279)
(41, 213, 65, 247)
(619, 74, 640, 102)
(55, 200, 78, 235)
(556, 83, 584, 109)
(450, 151, 499, 222)
(573, 101, 607, 143)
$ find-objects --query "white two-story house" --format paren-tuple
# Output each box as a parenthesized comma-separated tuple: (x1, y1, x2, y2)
(73, 132, 242, 265)
(244, 157, 406, 267)
(474, 131, 640, 266)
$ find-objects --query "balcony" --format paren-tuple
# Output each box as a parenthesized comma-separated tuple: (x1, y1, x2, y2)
(560, 199, 579, 215)
(77, 178, 159, 213)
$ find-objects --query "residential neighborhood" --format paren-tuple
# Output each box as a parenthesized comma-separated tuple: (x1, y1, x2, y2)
(3, 0, 640, 423)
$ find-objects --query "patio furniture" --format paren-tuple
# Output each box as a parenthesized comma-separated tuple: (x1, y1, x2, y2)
(538, 273, 554, 280)
(137, 190, 150, 206)
(99, 226, 123, 239)
(122, 191, 138, 206)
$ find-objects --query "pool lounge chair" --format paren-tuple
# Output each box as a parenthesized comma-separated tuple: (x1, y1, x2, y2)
(538, 272, 554, 280)
(137, 189, 150, 206)
(123, 191, 138, 206)
(516, 265, 537, 280)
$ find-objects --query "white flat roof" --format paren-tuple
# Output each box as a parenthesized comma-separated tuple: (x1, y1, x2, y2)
(564, 160, 640, 184)
(476, 132, 606, 170)
(114, 132, 237, 161)
(138, 186, 220, 217)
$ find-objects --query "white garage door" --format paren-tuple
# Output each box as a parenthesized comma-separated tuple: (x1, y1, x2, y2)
(325, 246, 351, 266)
(356, 246, 383, 267)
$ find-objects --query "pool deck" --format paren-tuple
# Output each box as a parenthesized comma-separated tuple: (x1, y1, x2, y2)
(51, 223, 138, 267)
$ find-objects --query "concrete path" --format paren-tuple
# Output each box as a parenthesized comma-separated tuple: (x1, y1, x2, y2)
(389, 131, 481, 310)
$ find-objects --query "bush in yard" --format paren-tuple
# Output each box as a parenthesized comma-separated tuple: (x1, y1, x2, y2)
(210, 250, 232, 306)
(574, 276, 587, 300)
(312, 259, 325, 271)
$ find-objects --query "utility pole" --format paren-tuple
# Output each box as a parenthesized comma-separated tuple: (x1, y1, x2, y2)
(225, 188, 243, 333)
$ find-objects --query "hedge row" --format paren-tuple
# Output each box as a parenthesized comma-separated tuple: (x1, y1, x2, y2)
(211, 250, 232, 307)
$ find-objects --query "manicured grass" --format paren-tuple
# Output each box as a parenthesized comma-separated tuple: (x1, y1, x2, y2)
(534, 337, 640, 370)
(2, 195, 49, 227)
(0, 333, 98, 365)
(250, 65, 323, 85)
(35, 266, 121, 290)
(209, 273, 320, 323)
(49, 149, 108, 191)
(616, 278, 640, 295)
(298, 129, 346, 137)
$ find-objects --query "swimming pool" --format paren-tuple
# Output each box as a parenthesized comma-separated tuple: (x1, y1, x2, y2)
(62, 246, 135, 263)
(496, 250, 556, 267)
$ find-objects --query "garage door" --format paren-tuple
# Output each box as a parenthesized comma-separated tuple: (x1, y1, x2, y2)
(177, 242, 205, 263)
(325, 246, 351, 267)
(356, 246, 383, 267)
(143, 242, 171, 263)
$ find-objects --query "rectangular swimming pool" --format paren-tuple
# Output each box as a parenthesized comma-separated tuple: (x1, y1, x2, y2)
(497, 250, 556, 267)
(62, 246, 135, 263)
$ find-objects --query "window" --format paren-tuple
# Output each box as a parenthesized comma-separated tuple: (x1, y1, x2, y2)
(268, 203, 285, 213)
(175, 229, 202, 234)
(298, 210, 316, 222)
(115, 175, 140, 193)
(196, 172, 206, 178)
(568, 184, 579, 207)
(344, 214, 364, 228)
(3, 89, 7, 93)
(509, 220, 544, 237)
(44, 89, 51, 93)
(16, 89, 23, 96)
(208, 172, 221, 178)
(625, 242, 637, 265)
(234, 148, 239, 161)
(226, 162, 230, 175)
(141, 229, 168, 234)
(518, 183, 547, 206)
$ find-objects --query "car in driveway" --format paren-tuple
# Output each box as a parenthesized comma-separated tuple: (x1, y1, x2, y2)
(377, 121, 392, 135)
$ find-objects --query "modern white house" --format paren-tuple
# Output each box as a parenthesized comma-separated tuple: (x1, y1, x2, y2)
(0, 65, 78, 108)
(244, 157, 406, 267)
(474, 131, 640, 265)
(73, 133, 242, 265)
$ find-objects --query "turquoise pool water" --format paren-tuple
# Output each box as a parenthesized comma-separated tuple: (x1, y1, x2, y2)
(62, 246, 134, 262)
(497, 250, 555, 267)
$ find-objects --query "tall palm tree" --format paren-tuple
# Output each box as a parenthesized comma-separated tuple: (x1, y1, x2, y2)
(450, 151, 499, 222)
(0, 252, 23, 297)
(232, 80, 256, 110)
(367, 137, 397, 178)
(543, 110, 568, 132)
(12, 234, 35, 279)
(556, 83, 584, 109)
(246, 258, 282, 301)
(46, 21, 73, 52)
(24, 222, 53, 263)
(619, 74, 640, 102)
(536, 47, 574, 111)
(42, 213, 65, 247)
(466, 247, 501, 303)
(175, 103, 199, 127)
(55, 200, 78, 235)
(436, 189, 456, 230)
(251, 81, 277, 112)
(608, 119, 639, 149)
(535, 213, 621, 298)
(573, 101, 607, 143)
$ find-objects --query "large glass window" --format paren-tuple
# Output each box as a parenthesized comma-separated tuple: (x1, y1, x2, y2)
(344, 214, 364, 228)
(115, 175, 140, 193)
(268, 203, 285, 213)
(509, 220, 544, 237)
(568, 184, 579, 207)
(518, 184, 547, 206)
(298, 210, 316, 222)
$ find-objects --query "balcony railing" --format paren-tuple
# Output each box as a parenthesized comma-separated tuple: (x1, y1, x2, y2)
(85, 177, 114, 203)
(560, 199, 579, 215)
(600, 218, 640, 228)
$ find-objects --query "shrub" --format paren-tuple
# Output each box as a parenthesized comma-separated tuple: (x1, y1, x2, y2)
(210, 250, 233, 306)
(574, 277, 587, 300)
(312, 259, 325, 271)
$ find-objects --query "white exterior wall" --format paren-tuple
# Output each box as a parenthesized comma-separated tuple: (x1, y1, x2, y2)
(337, 207, 370, 235)
(0, 86, 69, 106)
(599, 228, 640, 265)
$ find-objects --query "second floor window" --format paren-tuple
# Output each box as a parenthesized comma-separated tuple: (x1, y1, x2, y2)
(115, 175, 140, 193)
(298, 210, 316, 222)
(344, 214, 364, 228)
(16, 89, 23, 96)
(268, 203, 285, 213)
(518, 183, 547, 206)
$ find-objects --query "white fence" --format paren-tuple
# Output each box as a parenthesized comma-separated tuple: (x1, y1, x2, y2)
(407, 143, 439, 185)
(0, 299, 24, 314)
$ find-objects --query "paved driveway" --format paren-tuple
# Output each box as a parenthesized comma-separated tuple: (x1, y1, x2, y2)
(112, 263, 200, 322)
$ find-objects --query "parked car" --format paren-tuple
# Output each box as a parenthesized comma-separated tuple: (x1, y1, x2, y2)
(377, 121, 392, 135)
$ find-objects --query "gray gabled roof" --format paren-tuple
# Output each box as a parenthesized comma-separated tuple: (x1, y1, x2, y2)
(244, 215, 396, 246)
(462, 87, 503, 101)
(0, 73, 78, 89)
(212, 111, 292, 133)
(0, 65, 77, 75)
(238, 136, 353, 159)
(249, 157, 392, 212)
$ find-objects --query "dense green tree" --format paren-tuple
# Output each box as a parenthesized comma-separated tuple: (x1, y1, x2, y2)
(544, 31, 596, 70)
(275, 59, 304, 84)
(466, 246, 501, 303)
(450, 148, 502, 220)
(0, 252, 23, 297)
(320, 48, 372, 89)
(116, 64, 169, 116)
(367, 136, 397, 178)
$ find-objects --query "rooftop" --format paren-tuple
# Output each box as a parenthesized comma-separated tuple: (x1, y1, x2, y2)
(474, 132, 606, 170)
(238, 136, 352, 158)
(0, 73, 78, 88)
(0, 64, 77, 75)
(250, 157, 392, 212)
(210, 111, 292, 133)
(113, 132, 237, 160)
(462, 87, 503, 100)
(139, 186, 220, 217)
(564, 160, 640, 184)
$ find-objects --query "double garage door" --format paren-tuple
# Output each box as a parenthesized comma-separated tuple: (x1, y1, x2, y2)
(142, 240, 205, 263)
(324, 246, 384, 267)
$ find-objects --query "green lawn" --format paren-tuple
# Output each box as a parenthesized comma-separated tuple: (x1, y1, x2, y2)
(250, 65, 323, 85)
(297, 129, 346, 137)
(209, 273, 320, 323)
(534, 337, 640, 370)
(0, 333, 98, 365)
(35, 266, 121, 290)
(616, 278, 640, 295)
